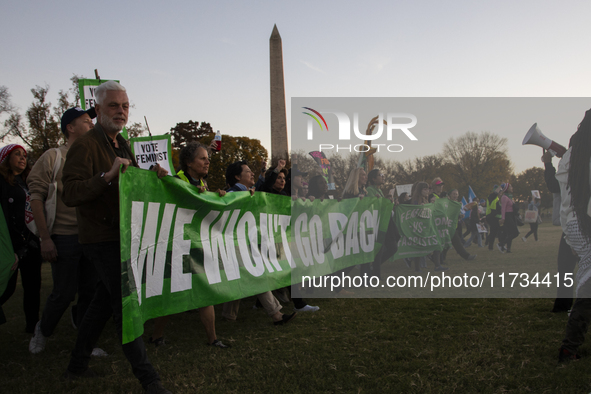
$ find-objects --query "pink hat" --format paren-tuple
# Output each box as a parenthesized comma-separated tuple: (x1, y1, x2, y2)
(0, 144, 26, 164)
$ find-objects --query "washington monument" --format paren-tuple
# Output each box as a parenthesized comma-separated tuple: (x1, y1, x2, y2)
(270, 24, 288, 161)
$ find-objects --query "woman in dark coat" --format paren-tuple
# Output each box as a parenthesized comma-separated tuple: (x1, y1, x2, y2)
(0, 144, 42, 331)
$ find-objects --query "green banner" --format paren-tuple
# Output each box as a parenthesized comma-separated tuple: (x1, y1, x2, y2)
(0, 207, 15, 296)
(394, 199, 461, 259)
(119, 168, 460, 343)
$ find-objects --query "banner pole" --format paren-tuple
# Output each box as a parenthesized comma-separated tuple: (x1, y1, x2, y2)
(144, 116, 153, 139)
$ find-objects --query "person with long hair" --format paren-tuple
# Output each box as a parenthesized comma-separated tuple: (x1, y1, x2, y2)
(410, 182, 447, 272)
(557, 109, 591, 362)
(398, 192, 411, 204)
(0, 144, 42, 332)
(307, 175, 329, 200)
(341, 167, 367, 199)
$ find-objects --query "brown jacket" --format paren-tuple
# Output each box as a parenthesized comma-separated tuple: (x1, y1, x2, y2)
(61, 123, 137, 244)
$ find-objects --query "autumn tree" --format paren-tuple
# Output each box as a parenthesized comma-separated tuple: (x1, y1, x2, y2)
(168, 120, 213, 150)
(2, 85, 68, 161)
(391, 155, 449, 187)
(442, 131, 513, 199)
(0, 86, 15, 119)
(512, 167, 551, 210)
(126, 122, 148, 139)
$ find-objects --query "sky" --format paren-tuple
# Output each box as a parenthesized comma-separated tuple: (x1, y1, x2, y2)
(1, 0, 590, 173)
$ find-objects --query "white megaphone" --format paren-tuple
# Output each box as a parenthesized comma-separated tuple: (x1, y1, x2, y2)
(522, 123, 567, 157)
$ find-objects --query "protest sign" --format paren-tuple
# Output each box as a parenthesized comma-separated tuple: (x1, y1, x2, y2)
(119, 168, 461, 343)
(394, 198, 460, 258)
(308, 151, 336, 190)
(395, 184, 413, 197)
(531, 190, 541, 199)
(130, 135, 175, 175)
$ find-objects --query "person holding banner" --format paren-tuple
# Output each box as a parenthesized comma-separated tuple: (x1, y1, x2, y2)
(307, 175, 329, 200)
(430, 178, 444, 199)
(27, 107, 102, 355)
(0, 144, 42, 334)
(61, 81, 171, 393)
(223, 159, 300, 322)
(341, 168, 367, 199)
(366, 169, 385, 198)
(410, 182, 448, 272)
(147, 141, 230, 349)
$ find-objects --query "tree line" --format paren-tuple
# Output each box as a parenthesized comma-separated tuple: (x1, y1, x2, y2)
(1, 79, 549, 208)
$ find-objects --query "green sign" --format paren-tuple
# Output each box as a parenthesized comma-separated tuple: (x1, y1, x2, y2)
(119, 168, 460, 343)
(130, 135, 176, 176)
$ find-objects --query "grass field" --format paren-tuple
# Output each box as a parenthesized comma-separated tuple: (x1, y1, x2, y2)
(1, 222, 589, 393)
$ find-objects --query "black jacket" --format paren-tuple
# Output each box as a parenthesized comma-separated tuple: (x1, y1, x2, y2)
(0, 175, 38, 259)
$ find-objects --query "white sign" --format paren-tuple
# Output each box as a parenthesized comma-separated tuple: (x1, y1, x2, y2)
(395, 184, 413, 197)
(531, 190, 541, 199)
(130, 135, 175, 175)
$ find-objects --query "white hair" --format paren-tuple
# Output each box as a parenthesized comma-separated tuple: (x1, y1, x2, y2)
(95, 81, 126, 105)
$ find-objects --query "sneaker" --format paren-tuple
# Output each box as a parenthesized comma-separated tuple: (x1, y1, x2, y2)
(522, 237, 527, 243)
(506, 249, 512, 253)
(274, 312, 297, 326)
(434, 266, 449, 272)
(497, 243, 506, 253)
(29, 321, 47, 354)
(467, 254, 476, 261)
(294, 305, 319, 312)
(209, 339, 231, 348)
(145, 380, 172, 394)
(558, 347, 581, 363)
(91, 348, 108, 357)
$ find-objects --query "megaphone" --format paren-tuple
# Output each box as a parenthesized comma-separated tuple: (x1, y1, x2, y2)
(522, 123, 567, 157)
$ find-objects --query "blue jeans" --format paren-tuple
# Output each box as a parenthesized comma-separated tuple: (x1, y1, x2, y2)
(40, 234, 97, 336)
(67, 241, 159, 388)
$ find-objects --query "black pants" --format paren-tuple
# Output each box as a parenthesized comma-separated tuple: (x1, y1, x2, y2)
(40, 234, 97, 336)
(451, 223, 471, 260)
(486, 216, 500, 250)
(372, 216, 401, 278)
(0, 247, 42, 331)
(67, 241, 159, 388)
(525, 223, 539, 241)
